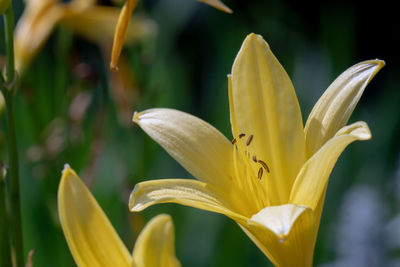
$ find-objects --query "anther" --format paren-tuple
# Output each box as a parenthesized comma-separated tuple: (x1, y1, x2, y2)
(239, 133, 246, 138)
(257, 167, 263, 179)
(252, 155, 257, 162)
(231, 138, 237, 144)
(258, 160, 270, 173)
(246, 134, 253, 146)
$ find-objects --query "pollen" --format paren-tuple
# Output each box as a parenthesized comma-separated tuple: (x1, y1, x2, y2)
(258, 160, 270, 173)
(231, 138, 237, 144)
(257, 167, 263, 179)
(239, 133, 246, 138)
(246, 134, 253, 146)
(252, 155, 257, 162)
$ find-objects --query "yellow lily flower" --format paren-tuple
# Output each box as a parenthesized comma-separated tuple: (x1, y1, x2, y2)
(14, 0, 155, 74)
(129, 33, 384, 266)
(110, 0, 232, 71)
(58, 165, 181, 267)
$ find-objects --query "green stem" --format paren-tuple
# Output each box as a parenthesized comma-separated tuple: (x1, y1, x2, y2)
(0, 163, 12, 267)
(3, 4, 24, 267)
(5, 91, 24, 267)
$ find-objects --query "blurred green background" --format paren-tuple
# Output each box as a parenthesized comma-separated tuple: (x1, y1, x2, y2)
(1, 0, 399, 266)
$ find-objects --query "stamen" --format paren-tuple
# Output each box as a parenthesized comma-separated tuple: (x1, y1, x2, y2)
(246, 134, 253, 146)
(257, 167, 263, 179)
(239, 133, 246, 138)
(258, 160, 270, 173)
(252, 155, 257, 162)
(231, 138, 237, 144)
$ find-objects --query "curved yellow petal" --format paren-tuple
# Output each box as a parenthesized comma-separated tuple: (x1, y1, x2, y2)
(110, 0, 138, 71)
(305, 59, 384, 156)
(245, 204, 315, 267)
(230, 33, 306, 205)
(290, 121, 371, 210)
(132, 214, 181, 267)
(129, 179, 248, 223)
(61, 7, 157, 45)
(58, 165, 131, 267)
(133, 108, 233, 187)
(197, 0, 232, 13)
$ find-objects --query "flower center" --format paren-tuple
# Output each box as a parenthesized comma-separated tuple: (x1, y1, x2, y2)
(232, 133, 270, 180)
(231, 132, 271, 213)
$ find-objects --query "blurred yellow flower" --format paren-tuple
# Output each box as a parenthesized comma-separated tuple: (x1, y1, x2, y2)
(110, 0, 232, 71)
(14, 0, 156, 74)
(58, 165, 181, 267)
(129, 33, 384, 266)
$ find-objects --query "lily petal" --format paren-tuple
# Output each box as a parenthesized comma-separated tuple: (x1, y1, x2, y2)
(230, 33, 306, 205)
(245, 204, 315, 267)
(58, 165, 131, 267)
(132, 214, 181, 267)
(290, 121, 371, 210)
(110, 0, 138, 71)
(305, 60, 384, 156)
(129, 179, 247, 223)
(133, 108, 233, 187)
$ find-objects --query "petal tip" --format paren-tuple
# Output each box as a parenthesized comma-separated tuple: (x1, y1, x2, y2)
(129, 184, 144, 211)
(377, 59, 385, 67)
(232, 33, 271, 72)
(109, 62, 119, 72)
(132, 111, 142, 124)
(243, 33, 270, 48)
(248, 204, 311, 239)
(356, 122, 372, 140)
(368, 59, 386, 73)
(335, 121, 372, 140)
(154, 213, 173, 224)
(62, 163, 72, 175)
(361, 58, 385, 75)
(358, 127, 372, 140)
(59, 164, 78, 196)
